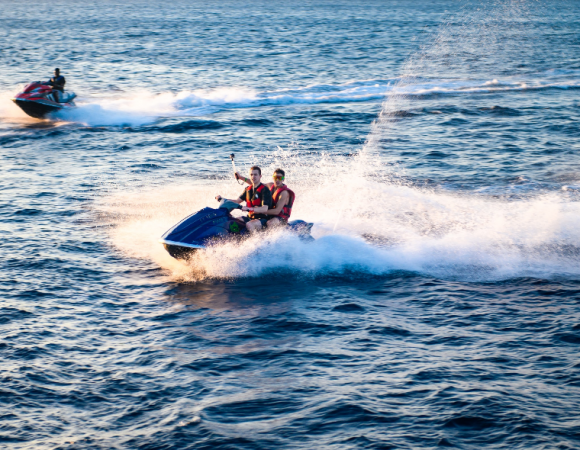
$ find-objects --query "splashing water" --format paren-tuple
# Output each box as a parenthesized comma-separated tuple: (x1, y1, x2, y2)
(53, 70, 580, 127)
(363, 0, 541, 155)
(96, 145, 580, 282)
(95, 0, 580, 282)
(0, 90, 38, 124)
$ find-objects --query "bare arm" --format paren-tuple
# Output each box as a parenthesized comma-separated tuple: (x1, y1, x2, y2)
(236, 172, 251, 184)
(251, 204, 269, 214)
(266, 190, 289, 216)
(236, 172, 273, 189)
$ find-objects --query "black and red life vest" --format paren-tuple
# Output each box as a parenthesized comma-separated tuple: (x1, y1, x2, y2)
(245, 183, 266, 218)
(270, 184, 295, 221)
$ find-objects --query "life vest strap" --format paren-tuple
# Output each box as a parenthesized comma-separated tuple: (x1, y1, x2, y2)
(246, 183, 266, 217)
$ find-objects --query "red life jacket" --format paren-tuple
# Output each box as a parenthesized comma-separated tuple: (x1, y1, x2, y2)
(270, 184, 295, 221)
(245, 183, 266, 218)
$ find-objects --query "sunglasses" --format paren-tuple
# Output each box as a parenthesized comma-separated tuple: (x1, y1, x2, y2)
(273, 175, 285, 180)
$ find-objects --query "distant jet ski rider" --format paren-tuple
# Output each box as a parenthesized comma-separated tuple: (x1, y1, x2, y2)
(215, 166, 273, 232)
(236, 168, 295, 229)
(47, 68, 66, 102)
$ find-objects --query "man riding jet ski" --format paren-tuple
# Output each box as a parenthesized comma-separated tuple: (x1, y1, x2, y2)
(216, 165, 274, 232)
(234, 167, 295, 229)
(159, 166, 312, 260)
(12, 68, 76, 119)
(47, 68, 66, 102)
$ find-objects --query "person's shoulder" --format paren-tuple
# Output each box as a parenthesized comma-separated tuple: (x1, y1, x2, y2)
(278, 189, 290, 200)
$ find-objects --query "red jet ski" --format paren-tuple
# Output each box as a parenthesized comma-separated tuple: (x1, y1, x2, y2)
(12, 82, 76, 119)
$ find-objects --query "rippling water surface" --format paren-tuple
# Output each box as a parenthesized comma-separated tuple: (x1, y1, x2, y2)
(2, 0, 580, 448)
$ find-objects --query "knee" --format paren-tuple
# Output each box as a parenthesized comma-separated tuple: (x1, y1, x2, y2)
(267, 218, 280, 228)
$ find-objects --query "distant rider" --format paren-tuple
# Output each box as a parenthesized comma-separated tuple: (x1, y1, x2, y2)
(236, 168, 295, 228)
(215, 166, 273, 233)
(47, 68, 66, 102)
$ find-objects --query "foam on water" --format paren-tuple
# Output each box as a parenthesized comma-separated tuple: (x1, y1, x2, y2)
(3, 69, 572, 127)
(97, 148, 580, 282)
(88, 0, 580, 282)
(0, 90, 37, 124)
(55, 82, 393, 126)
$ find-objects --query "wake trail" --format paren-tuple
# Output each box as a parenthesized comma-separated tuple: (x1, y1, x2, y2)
(4, 67, 578, 127)
(92, 0, 580, 282)
(95, 152, 580, 283)
(59, 71, 580, 126)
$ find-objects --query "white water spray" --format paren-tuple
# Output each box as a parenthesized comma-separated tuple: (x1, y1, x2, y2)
(95, 0, 580, 282)
(97, 171, 580, 282)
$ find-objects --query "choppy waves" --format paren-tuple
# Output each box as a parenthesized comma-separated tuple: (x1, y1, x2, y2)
(4, 0, 580, 448)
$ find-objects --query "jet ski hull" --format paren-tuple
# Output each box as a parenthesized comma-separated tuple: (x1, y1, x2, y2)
(12, 82, 76, 119)
(160, 202, 314, 260)
(12, 98, 72, 119)
(161, 240, 206, 259)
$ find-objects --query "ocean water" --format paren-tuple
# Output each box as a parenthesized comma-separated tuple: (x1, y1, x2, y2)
(2, 0, 580, 448)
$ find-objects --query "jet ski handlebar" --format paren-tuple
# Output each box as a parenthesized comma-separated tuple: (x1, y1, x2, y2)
(219, 199, 242, 212)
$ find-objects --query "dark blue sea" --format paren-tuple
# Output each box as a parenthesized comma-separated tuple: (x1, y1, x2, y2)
(2, 0, 580, 448)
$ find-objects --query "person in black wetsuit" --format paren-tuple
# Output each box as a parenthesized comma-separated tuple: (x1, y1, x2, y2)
(47, 68, 66, 102)
(215, 166, 273, 232)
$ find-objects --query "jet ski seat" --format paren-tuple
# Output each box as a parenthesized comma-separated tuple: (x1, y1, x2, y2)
(59, 92, 76, 103)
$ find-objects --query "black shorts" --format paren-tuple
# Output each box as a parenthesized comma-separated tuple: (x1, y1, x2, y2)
(242, 216, 269, 228)
(268, 217, 288, 226)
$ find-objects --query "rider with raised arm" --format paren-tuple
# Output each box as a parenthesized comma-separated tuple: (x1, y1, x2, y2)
(215, 166, 273, 233)
(236, 168, 295, 228)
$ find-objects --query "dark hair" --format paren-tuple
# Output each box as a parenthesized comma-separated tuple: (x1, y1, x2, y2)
(249, 166, 261, 175)
(274, 168, 285, 177)
(55, 68, 60, 72)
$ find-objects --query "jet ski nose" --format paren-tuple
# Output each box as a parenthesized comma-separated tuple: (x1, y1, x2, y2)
(11, 81, 76, 119)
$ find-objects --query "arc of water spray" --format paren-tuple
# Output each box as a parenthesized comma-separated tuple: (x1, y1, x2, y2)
(334, 0, 538, 237)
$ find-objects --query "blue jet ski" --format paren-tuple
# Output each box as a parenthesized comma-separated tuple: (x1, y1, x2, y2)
(160, 200, 314, 259)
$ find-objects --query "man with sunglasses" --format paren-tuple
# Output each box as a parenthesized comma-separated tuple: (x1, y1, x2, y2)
(215, 166, 272, 232)
(235, 168, 295, 228)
